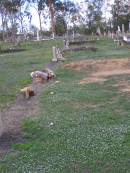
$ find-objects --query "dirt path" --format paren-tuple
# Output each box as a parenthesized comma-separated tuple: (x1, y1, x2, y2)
(0, 62, 57, 156)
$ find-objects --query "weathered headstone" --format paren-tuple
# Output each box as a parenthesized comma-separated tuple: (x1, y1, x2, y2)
(66, 40, 69, 48)
(52, 46, 58, 62)
(73, 30, 75, 39)
(52, 46, 65, 62)
(122, 24, 125, 33)
(37, 29, 40, 41)
(118, 26, 121, 33)
(96, 27, 101, 36)
(56, 48, 65, 61)
(63, 40, 69, 49)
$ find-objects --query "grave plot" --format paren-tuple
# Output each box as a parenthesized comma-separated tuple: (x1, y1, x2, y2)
(0, 48, 26, 54)
(62, 37, 97, 52)
(64, 58, 130, 92)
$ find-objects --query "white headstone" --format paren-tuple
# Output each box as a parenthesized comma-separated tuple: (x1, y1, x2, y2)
(122, 24, 125, 33)
(118, 26, 121, 33)
(73, 30, 75, 39)
(97, 27, 101, 35)
(37, 29, 40, 41)
(52, 46, 58, 62)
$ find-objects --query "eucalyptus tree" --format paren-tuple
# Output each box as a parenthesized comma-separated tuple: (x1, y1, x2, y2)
(82, 0, 103, 33)
(48, 0, 77, 37)
(26, 0, 45, 32)
(1, 0, 27, 42)
(0, 0, 18, 41)
(4, 0, 19, 25)
(43, 0, 65, 38)
(0, 0, 7, 40)
(16, 5, 32, 33)
(26, 0, 77, 37)
(55, 15, 67, 36)
(32, 0, 77, 37)
(62, 0, 78, 29)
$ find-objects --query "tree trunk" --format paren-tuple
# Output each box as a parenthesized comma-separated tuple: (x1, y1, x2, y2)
(48, 0, 55, 38)
(38, 11, 42, 32)
(1, 12, 5, 41)
(19, 7, 24, 34)
(20, 19, 24, 33)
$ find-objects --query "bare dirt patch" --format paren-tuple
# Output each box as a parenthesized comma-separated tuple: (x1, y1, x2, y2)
(79, 77, 107, 84)
(64, 58, 130, 84)
(64, 58, 130, 72)
(112, 81, 130, 92)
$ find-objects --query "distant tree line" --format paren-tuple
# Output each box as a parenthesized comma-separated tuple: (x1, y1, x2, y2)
(0, 0, 130, 43)
(0, 0, 77, 42)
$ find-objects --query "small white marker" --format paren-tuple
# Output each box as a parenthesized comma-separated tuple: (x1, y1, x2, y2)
(48, 122, 54, 127)
(55, 81, 60, 84)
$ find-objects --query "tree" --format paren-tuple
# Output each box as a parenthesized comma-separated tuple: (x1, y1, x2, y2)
(43, 0, 77, 38)
(16, 4, 31, 34)
(26, 0, 76, 38)
(81, 0, 103, 34)
(0, 0, 19, 41)
(0, 0, 7, 40)
(63, 0, 79, 31)
(55, 15, 67, 36)
(3, 0, 22, 42)
(27, 0, 46, 31)
(112, 0, 130, 32)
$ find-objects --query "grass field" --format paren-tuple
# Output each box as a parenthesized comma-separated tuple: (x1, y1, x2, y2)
(1, 38, 130, 173)
(0, 40, 63, 110)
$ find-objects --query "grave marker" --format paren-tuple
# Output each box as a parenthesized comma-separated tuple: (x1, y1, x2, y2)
(52, 46, 58, 62)
(122, 24, 125, 33)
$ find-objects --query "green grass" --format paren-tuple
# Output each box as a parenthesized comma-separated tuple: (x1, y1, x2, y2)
(1, 38, 130, 172)
(0, 39, 63, 109)
(64, 38, 130, 62)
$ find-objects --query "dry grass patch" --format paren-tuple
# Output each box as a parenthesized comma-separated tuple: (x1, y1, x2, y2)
(64, 58, 130, 72)
(79, 77, 107, 84)
(64, 58, 130, 85)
